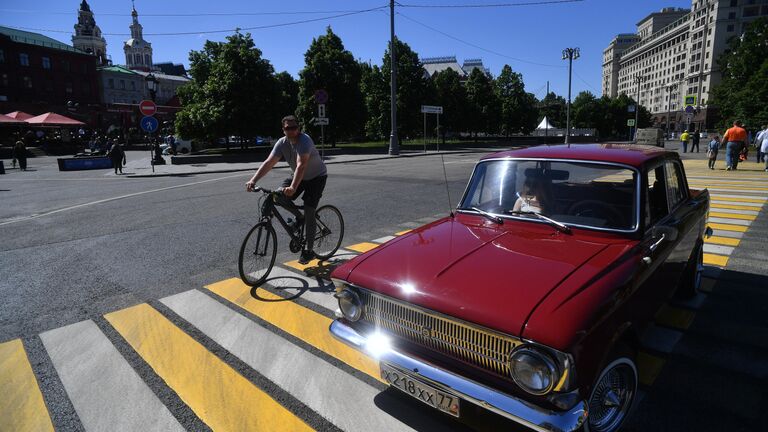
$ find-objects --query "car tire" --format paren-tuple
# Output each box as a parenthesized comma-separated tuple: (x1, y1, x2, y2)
(676, 240, 703, 299)
(584, 346, 638, 432)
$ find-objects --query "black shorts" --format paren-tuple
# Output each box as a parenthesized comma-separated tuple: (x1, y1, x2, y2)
(282, 175, 327, 209)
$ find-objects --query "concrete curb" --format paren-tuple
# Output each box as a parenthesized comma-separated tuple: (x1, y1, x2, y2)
(124, 148, 496, 178)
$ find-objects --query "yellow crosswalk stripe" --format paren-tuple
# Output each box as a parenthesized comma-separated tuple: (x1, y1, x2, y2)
(707, 222, 749, 232)
(0, 339, 55, 432)
(395, 229, 412, 235)
(105, 304, 312, 432)
(637, 351, 666, 387)
(655, 305, 696, 330)
(206, 278, 382, 381)
(345, 242, 379, 253)
(705, 236, 740, 247)
(283, 258, 321, 272)
(708, 196, 766, 204)
(710, 203, 765, 211)
(708, 211, 756, 221)
(703, 253, 729, 267)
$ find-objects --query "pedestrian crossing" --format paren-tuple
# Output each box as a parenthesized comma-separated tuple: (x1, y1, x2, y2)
(1, 160, 763, 431)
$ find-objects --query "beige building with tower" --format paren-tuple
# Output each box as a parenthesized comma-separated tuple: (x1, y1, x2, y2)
(602, 0, 768, 133)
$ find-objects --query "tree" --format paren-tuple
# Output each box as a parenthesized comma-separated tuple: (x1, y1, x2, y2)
(382, 39, 432, 139)
(275, 71, 299, 120)
(539, 92, 567, 129)
(465, 68, 500, 137)
(710, 17, 768, 129)
(297, 27, 365, 143)
(176, 32, 280, 147)
(432, 68, 467, 141)
(359, 62, 388, 140)
(495, 65, 537, 136)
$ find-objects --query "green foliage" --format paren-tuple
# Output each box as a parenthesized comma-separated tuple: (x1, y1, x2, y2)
(297, 27, 365, 142)
(432, 68, 467, 137)
(539, 92, 567, 129)
(275, 72, 299, 119)
(359, 62, 389, 140)
(175, 32, 281, 144)
(382, 39, 433, 138)
(710, 17, 768, 129)
(466, 68, 500, 136)
(495, 65, 538, 135)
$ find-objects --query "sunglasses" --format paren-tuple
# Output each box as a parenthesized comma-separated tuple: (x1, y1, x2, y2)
(283, 125, 299, 131)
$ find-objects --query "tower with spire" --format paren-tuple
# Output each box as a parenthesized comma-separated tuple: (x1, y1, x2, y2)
(72, 0, 108, 65)
(124, 1, 154, 72)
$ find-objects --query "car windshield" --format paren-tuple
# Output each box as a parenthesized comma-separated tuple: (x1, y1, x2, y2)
(459, 159, 637, 231)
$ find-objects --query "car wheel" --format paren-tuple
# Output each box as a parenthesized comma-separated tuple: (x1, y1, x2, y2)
(676, 241, 703, 299)
(585, 350, 638, 432)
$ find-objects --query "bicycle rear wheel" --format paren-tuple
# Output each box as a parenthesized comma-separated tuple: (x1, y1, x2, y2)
(238, 222, 277, 287)
(313, 205, 344, 260)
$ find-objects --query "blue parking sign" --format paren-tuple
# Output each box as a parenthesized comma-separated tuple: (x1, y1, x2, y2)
(140, 116, 159, 133)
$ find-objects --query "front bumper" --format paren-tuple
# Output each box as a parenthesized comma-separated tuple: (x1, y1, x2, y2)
(330, 319, 588, 432)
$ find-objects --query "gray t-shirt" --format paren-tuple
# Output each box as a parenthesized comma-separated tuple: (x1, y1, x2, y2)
(269, 133, 327, 180)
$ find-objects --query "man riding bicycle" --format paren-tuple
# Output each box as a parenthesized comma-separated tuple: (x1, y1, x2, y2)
(246, 115, 328, 265)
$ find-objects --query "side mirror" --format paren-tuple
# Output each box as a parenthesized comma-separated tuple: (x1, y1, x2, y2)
(650, 225, 678, 242)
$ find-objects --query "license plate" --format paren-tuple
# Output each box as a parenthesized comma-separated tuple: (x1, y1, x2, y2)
(381, 363, 460, 417)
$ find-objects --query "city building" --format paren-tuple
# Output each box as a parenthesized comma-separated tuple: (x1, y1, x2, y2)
(0, 26, 100, 124)
(124, 3, 154, 72)
(72, 0, 107, 66)
(602, 0, 768, 132)
(132, 70, 189, 106)
(420, 56, 492, 79)
(153, 62, 187, 77)
(98, 65, 144, 105)
(461, 58, 491, 76)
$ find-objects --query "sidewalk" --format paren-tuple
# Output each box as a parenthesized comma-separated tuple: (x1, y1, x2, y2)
(121, 147, 504, 178)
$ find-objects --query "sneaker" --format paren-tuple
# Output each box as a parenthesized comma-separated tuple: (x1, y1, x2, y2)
(298, 250, 315, 265)
(726, 166, 732, 171)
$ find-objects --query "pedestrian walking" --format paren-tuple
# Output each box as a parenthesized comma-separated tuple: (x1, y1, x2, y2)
(108, 140, 126, 174)
(756, 125, 767, 164)
(757, 127, 768, 172)
(680, 130, 690, 153)
(690, 129, 700, 152)
(12, 140, 27, 171)
(707, 135, 720, 169)
(722, 120, 748, 171)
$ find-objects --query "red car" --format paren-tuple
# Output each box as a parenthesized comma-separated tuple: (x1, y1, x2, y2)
(330, 144, 710, 432)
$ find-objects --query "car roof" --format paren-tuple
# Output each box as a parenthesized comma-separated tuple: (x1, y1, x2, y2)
(481, 143, 671, 168)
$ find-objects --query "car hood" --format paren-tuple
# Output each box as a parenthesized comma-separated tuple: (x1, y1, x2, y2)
(340, 214, 615, 337)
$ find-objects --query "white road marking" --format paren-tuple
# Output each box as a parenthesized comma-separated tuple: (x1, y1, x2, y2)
(707, 217, 751, 226)
(711, 200, 764, 208)
(372, 235, 396, 243)
(703, 244, 735, 256)
(706, 188, 768, 195)
(641, 324, 684, 354)
(0, 172, 247, 226)
(39, 321, 183, 432)
(711, 230, 743, 239)
(708, 208, 760, 216)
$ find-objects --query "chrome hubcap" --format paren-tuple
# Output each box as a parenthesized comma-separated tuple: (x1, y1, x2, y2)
(588, 361, 636, 432)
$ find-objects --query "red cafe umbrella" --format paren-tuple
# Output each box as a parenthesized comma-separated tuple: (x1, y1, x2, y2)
(5, 111, 34, 121)
(25, 112, 85, 126)
(0, 113, 26, 125)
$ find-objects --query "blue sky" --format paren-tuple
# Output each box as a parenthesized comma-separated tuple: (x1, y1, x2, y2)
(2, 0, 692, 100)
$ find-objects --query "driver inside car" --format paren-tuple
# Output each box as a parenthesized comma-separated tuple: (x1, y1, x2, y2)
(513, 177, 552, 214)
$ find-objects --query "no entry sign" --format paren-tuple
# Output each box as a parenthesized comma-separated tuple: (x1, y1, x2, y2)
(139, 100, 157, 116)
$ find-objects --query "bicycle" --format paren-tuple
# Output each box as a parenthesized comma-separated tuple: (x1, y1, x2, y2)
(238, 186, 345, 287)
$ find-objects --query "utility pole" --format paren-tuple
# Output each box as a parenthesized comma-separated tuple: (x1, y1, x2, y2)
(562, 48, 579, 145)
(388, 0, 399, 155)
(633, 74, 647, 142)
(545, 81, 549, 139)
(665, 83, 676, 139)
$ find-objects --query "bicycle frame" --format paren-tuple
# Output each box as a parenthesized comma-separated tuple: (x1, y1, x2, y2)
(260, 192, 305, 245)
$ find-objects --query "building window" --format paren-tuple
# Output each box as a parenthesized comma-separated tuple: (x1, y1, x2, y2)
(22, 76, 32, 88)
(130, 81, 136, 90)
(119, 80, 125, 90)
(144, 54, 150, 65)
(730, 0, 737, 7)
(42, 57, 51, 69)
(108, 78, 114, 89)
(65, 82, 73, 94)
(20, 53, 29, 66)
(62, 60, 70, 72)
(728, 12, 736, 19)
(727, 24, 734, 32)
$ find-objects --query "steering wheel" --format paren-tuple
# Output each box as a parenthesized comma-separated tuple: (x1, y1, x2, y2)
(567, 200, 625, 227)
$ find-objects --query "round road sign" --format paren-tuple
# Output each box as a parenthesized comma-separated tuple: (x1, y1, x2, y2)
(139, 100, 157, 116)
(314, 89, 328, 104)
(140, 116, 159, 133)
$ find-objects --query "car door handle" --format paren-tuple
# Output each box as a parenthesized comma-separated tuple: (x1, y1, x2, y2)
(649, 233, 666, 253)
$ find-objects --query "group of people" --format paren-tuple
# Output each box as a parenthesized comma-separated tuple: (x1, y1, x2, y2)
(703, 121, 768, 171)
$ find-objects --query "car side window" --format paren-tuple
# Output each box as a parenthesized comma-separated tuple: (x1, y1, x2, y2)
(646, 165, 669, 226)
(664, 161, 687, 210)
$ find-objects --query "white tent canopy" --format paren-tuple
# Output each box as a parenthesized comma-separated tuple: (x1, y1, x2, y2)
(536, 116, 557, 130)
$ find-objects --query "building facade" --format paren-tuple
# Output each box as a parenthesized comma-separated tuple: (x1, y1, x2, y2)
(124, 4, 154, 72)
(98, 65, 145, 104)
(603, 0, 768, 132)
(71, 0, 107, 66)
(420, 56, 492, 79)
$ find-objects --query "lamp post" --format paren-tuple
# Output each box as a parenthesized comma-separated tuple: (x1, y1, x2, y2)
(144, 72, 160, 167)
(665, 83, 677, 139)
(562, 47, 579, 145)
(632, 74, 647, 142)
(388, 0, 399, 155)
(144, 72, 158, 102)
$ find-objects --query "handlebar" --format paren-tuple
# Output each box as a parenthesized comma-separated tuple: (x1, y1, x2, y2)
(250, 186, 278, 194)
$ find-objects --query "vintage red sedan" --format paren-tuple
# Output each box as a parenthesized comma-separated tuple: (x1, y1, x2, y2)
(330, 144, 710, 432)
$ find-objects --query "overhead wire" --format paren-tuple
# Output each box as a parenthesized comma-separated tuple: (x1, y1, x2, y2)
(0, 8, 376, 17)
(398, 0, 584, 8)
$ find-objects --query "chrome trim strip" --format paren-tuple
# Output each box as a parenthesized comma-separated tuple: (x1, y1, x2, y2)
(330, 320, 588, 432)
(458, 157, 642, 234)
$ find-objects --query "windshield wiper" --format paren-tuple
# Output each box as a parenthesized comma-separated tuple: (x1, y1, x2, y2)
(470, 207, 504, 224)
(506, 210, 571, 233)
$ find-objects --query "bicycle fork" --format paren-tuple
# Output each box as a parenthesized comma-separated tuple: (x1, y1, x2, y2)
(252, 225, 271, 257)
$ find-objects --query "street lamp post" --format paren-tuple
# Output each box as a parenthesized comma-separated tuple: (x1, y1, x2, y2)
(145, 72, 158, 102)
(562, 48, 579, 145)
(665, 83, 677, 139)
(145, 73, 161, 168)
(388, 0, 399, 155)
(633, 74, 647, 142)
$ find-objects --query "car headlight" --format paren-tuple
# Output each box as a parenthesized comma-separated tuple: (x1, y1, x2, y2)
(509, 347, 559, 395)
(334, 288, 363, 322)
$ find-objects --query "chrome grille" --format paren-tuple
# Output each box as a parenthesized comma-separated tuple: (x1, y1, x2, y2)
(359, 289, 521, 377)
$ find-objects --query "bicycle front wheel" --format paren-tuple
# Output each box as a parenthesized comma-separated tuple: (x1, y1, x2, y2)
(313, 205, 344, 260)
(238, 222, 277, 287)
